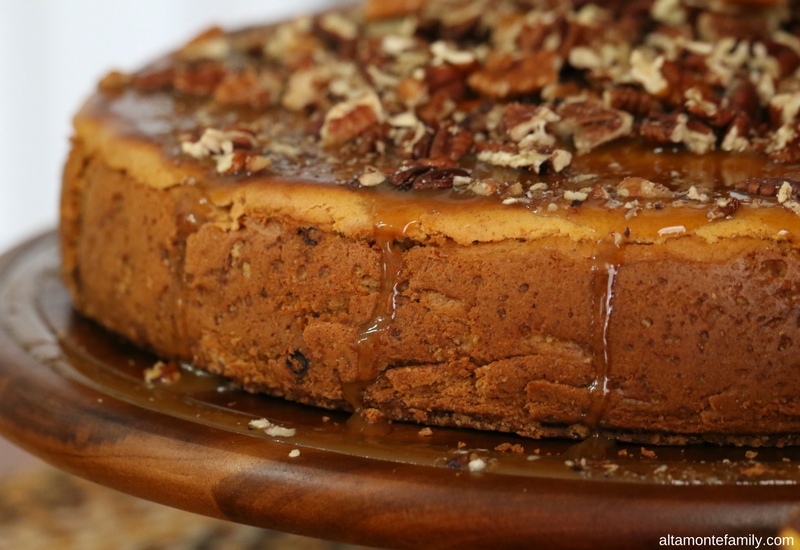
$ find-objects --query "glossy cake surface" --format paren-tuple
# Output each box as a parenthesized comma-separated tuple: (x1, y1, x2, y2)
(62, 0, 800, 444)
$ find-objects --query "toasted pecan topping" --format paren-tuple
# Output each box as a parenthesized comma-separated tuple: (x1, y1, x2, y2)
(113, 0, 800, 210)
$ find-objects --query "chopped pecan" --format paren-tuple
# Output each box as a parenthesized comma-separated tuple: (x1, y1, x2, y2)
(468, 50, 561, 99)
(213, 68, 282, 108)
(640, 113, 687, 145)
(412, 167, 470, 190)
(322, 105, 379, 146)
(707, 197, 740, 221)
(735, 177, 800, 197)
(778, 181, 800, 203)
(355, 123, 389, 156)
(429, 41, 478, 69)
(173, 61, 228, 96)
(214, 151, 272, 175)
(503, 103, 559, 145)
(131, 58, 175, 91)
(181, 128, 255, 160)
(604, 86, 662, 118)
(629, 48, 668, 97)
(397, 77, 429, 108)
(317, 12, 359, 43)
(440, 15, 482, 41)
(411, 130, 434, 159)
(417, 88, 458, 125)
(720, 113, 751, 152)
(729, 79, 760, 122)
(388, 166, 469, 191)
(767, 114, 800, 160)
(97, 71, 130, 96)
(616, 177, 673, 200)
(363, 0, 426, 21)
(389, 165, 431, 188)
(424, 64, 466, 99)
(320, 93, 384, 146)
(144, 361, 181, 384)
(429, 123, 474, 161)
(178, 27, 230, 61)
(518, 16, 559, 52)
(765, 40, 800, 78)
(358, 171, 388, 187)
(683, 119, 716, 154)
(769, 93, 800, 129)
(683, 87, 718, 120)
(696, 11, 773, 43)
(476, 141, 572, 173)
(554, 101, 633, 154)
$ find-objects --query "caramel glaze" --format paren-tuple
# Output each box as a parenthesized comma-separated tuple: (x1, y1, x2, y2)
(342, 221, 405, 437)
(80, 89, 800, 243)
(76, 89, 800, 441)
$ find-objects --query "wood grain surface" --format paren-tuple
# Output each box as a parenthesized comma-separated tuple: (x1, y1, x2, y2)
(2, 233, 800, 550)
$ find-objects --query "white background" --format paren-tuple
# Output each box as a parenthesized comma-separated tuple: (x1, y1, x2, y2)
(0, 0, 342, 254)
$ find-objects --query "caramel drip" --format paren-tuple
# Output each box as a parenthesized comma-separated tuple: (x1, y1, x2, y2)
(585, 243, 623, 434)
(343, 220, 409, 437)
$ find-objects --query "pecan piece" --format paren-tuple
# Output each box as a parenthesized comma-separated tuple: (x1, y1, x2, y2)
(173, 61, 227, 96)
(616, 177, 673, 200)
(696, 11, 772, 42)
(707, 197, 740, 221)
(389, 166, 432, 188)
(417, 88, 458, 125)
(683, 119, 716, 154)
(424, 64, 464, 94)
(98, 71, 130, 97)
(215, 151, 271, 175)
(397, 77, 429, 108)
(640, 113, 687, 145)
(604, 86, 662, 118)
(428, 123, 474, 161)
(468, 51, 561, 99)
(765, 40, 800, 78)
(178, 27, 230, 61)
(320, 93, 384, 146)
(388, 166, 469, 191)
(364, 0, 426, 21)
(503, 103, 559, 145)
(554, 101, 633, 154)
(322, 105, 379, 146)
(729, 79, 759, 122)
(735, 177, 800, 197)
(720, 113, 751, 152)
(412, 168, 470, 191)
(476, 141, 572, 173)
(214, 68, 282, 108)
(131, 58, 175, 91)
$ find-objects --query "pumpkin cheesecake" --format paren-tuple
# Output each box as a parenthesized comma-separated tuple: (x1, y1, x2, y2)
(61, 0, 800, 445)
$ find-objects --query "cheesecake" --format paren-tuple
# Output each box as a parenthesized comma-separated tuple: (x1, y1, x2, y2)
(61, 0, 800, 445)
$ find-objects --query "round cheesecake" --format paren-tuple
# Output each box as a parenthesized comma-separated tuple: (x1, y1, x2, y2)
(61, 0, 800, 445)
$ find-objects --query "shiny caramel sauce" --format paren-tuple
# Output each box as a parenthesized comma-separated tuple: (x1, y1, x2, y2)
(5, 235, 800, 486)
(587, 249, 620, 432)
(81, 90, 800, 242)
(342, 223, 405, 437)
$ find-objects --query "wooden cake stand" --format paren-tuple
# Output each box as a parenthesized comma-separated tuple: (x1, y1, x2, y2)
(1, 232, 800, 550)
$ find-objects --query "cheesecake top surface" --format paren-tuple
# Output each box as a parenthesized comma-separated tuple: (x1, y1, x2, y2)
(74, 0, 800, 245)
